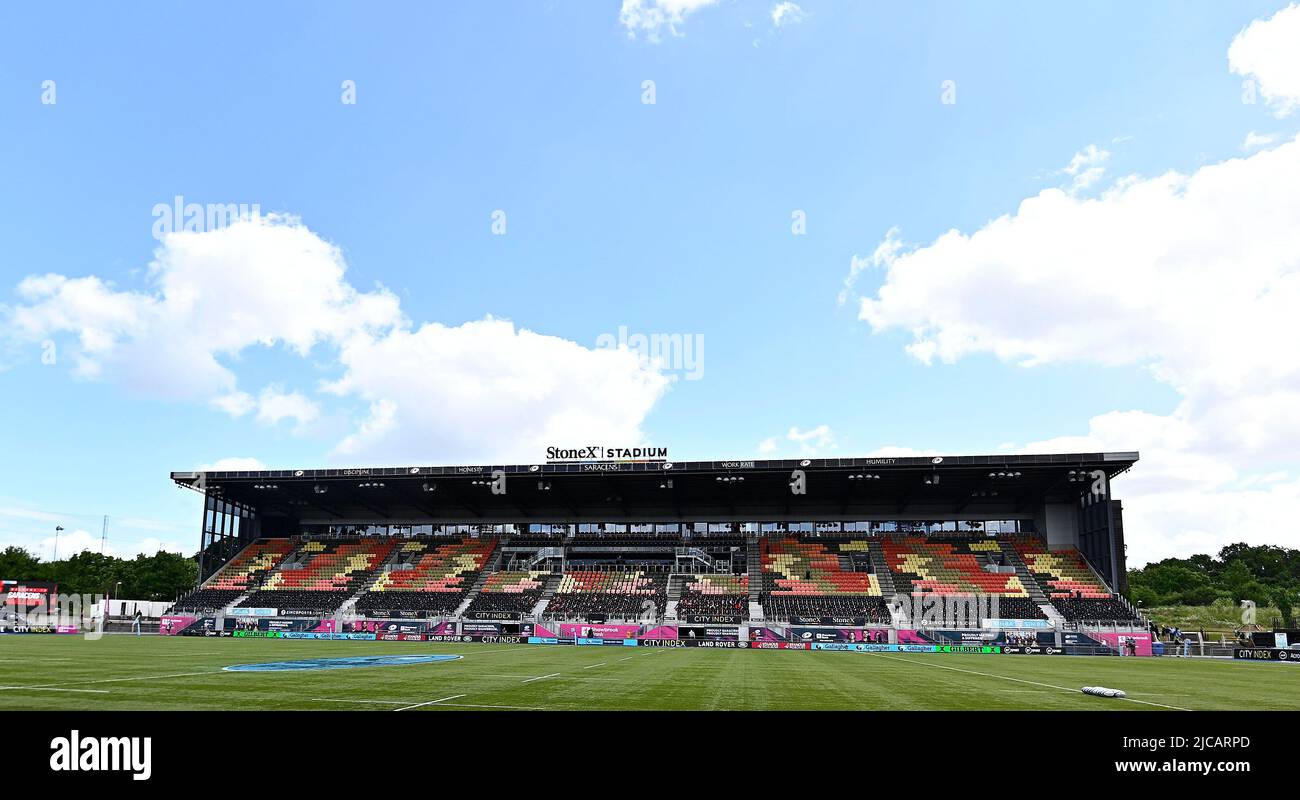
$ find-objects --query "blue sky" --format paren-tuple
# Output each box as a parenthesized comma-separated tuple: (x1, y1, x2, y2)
(2, 1, 1299, 565)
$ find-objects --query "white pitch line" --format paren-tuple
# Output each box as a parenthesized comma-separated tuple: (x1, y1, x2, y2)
(0, 685, 111, 694)
(0, 670, 221, 692)
(863, 652, 1191, 711)
(583, 662, 605, 669)
(393, 694, 466, 712)
(522, 672, 560, 683)
(617, 656, 635, 662)
(312, 697, 544, 710)
(435, 702, 545, 710)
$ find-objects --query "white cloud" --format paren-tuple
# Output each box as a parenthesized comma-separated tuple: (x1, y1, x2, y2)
(853, 134, 1300, 463)
(847, 7, 1300, 564)
(323, 318, 670, 464)
(771, 2, 804, 27)
(1229, 2, 1300, 117)
(8, 214, 401, 401)
(198, 457, 268, 472)
(21, 527, 185, 561)
(213, 386, 320, 429)
(6, 215, 671, 467)
(620, 0, 719, 42)
(1241, 130, 1278, 151)
(758, 424, 837, 456)
(1059, 144, 1111, 192)
(211, 391, 255, 417)
(254, 387, 319, 428)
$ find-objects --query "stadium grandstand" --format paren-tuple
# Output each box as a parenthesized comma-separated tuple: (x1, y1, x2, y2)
(166, 452, 1144, 642)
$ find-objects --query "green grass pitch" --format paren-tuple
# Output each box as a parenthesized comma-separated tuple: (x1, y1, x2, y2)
(2, 635, 1298, 711)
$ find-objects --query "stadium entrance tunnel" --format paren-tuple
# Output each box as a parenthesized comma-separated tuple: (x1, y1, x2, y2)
(223, 654, 463, 672)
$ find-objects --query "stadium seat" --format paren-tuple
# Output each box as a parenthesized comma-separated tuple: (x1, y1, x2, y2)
(166, 539, 294, 613)
(759, 537, 892, 623)
(239, 538, 398, 614)
(354, 537, 497, 616)
(677, 574, 748, 618)
(544, 569, 668, 621)
(464, 570, 550, 615)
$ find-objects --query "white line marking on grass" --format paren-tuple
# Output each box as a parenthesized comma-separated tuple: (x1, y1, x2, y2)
(583, 662, 605, 669)
(618, 656, 635, 662)
(0, 685, 111, 694)
(435, 702, 545, 710)
(0, 670, 221, 692)
(312, 697, 545, 710)
(863, 653, 1191, 711)
(522, 672, 560, 683)
(393, 694, 466, 712)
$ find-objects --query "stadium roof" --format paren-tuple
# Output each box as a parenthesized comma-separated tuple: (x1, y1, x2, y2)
(171, 452, 1138, 523)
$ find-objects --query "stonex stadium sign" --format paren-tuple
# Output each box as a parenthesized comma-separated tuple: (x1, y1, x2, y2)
(546, 446, 668, 463)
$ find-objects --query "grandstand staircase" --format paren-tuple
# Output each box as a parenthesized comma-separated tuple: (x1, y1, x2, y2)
(222, 588, 259, 613)
(746, 534, 763, 621)
(675, 547, 717, 572)
(528, 547, 565, 570)
(191, 539, 261, 613)
(529, 573, 563, 619)
(866, 540, 897, 597)
(335, 541, 410, 618)
(997, 540, 1066, 627)
(453, 545, 505, 618)
(664, 574, 687, 621)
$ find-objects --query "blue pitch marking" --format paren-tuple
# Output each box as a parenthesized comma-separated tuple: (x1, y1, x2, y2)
(223, 654, 463, 672)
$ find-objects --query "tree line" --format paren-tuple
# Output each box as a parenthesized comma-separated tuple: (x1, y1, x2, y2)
(0, 546, 198, 601)
(1128, 542, 1299, 625)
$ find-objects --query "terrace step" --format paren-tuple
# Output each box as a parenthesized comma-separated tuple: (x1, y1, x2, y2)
(453, 543, 504, 618)
(867, 540, 897, 597)
(529, 573, 563, 618)
(998, 540, 1050, 604)
(337, 541, 411, 617)
(1038, 602, 1067, 628)
(666, 574, 687, 603)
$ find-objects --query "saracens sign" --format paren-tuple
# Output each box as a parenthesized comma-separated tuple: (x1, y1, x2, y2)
(546, 446, 668, 462)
